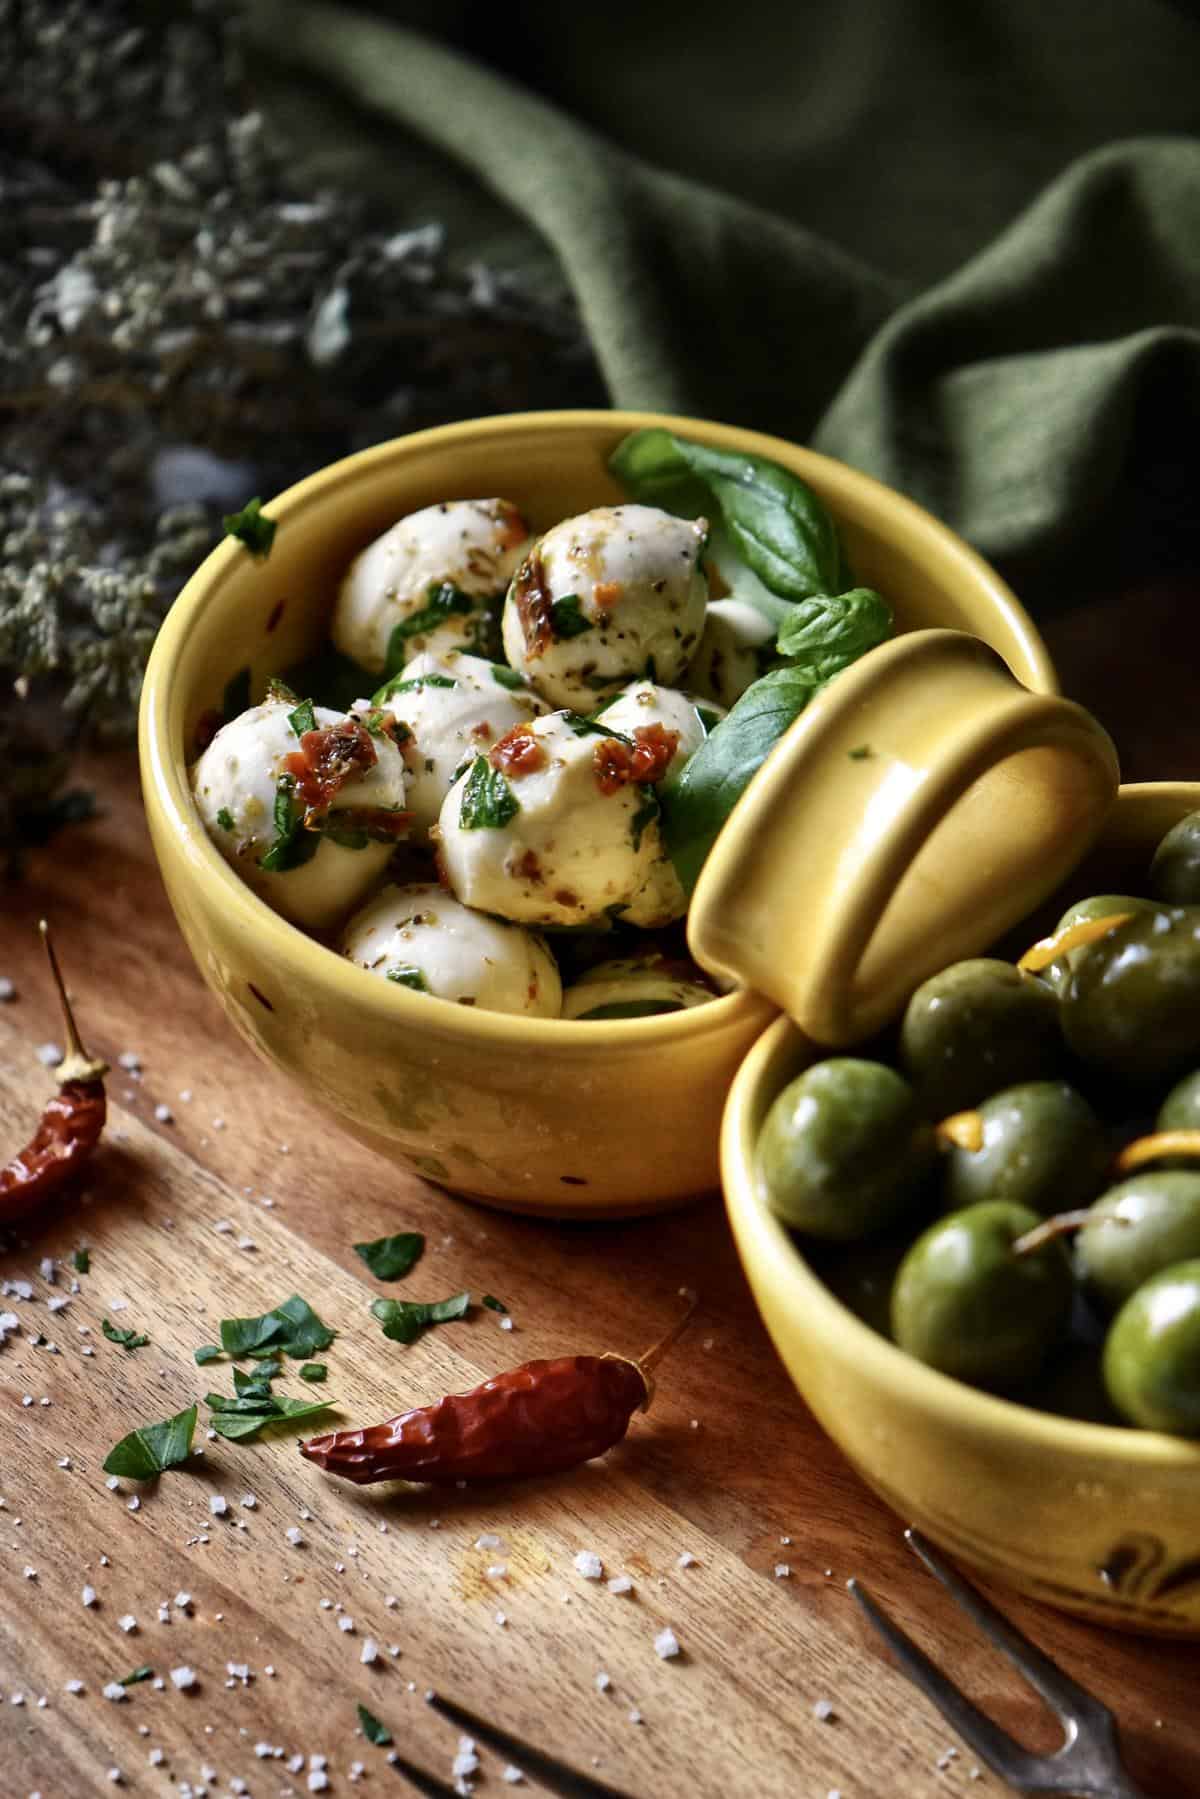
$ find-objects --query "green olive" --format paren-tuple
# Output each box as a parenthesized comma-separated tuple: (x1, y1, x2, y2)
(1149, 811, 1200, 906)
(1061, 907, 1200, 1085)
(1076, 1172, 1200, 1313)
(1103, 1259, 1200, 1433)
(757, 1059, 936, 1241)
(942, 1081, 1107, 1217)
(1158, 1069, 1200, 1133)
(891, 1200, 1073, 1386)
(899, 958, 1062, 1116)
(1037, 894, 1158, 995)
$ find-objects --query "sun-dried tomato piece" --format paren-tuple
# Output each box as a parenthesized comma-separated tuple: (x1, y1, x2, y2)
(285, 718, 377, 816)
(630, 723, 680, 784)
(490, 723, 547, 778)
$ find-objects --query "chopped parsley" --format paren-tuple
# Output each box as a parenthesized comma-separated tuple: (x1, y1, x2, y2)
(102, 1318, 150, 1353)
(218, 1293, 336, 1361)
(385, 964, 429, 993)
(72, 1248, 90, 1274)
(481, 1294, 508, 1314)
(489, 662, 525, 690)
(215, 807, 235, 832)
(223, 497, 277, 559)
(358, 1702, 393, 1747)
(848, 744, 874, 759)
(287, 697, 317, 737)
(102, 1404, 198, 1479)
(371, 1291, 470, 1346)
(549, 593, 593, 638)
(193, 1345, 222, 1365)
(353, 1231, 425, 1281)
(258, 773, 318, 875)
(377, 673, 457, 696)
(299, 1362, 327, 1383)
(384, 583, 475, 672)
(119, 1666, 154, 1687)
(630, 785, 661, 851)
(458, 757, 519, 831)
(204, 1360, 333, 1440)
(563, 712, 631, 743)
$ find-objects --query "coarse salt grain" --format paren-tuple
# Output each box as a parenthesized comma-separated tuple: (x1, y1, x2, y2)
(285, 1527, 304, 1547)
(606, 1575, 633, 1595)
(83, 1585, 98, 1607)
(148, 1748, 165, 1766)
(502, 1769, 524, 1785)
(118, 1614, 137, 1633)
(127, 1497, 140, 1512)
(475, 1533, 502, 1550)
(486, 1563, 508, 1580)
(338, 1616, 355, 1633)
(174, 1592, 192, 1610)
(308, 1774, 330, 1793)
(677, 1551, 697, 1568)
(360, 1638, 378, 1665)
(36, 1042, 62, 1067)
(0, 977, 14, 1001)
(209, 1496, 228, 1516)
(65, 1679, 85, 1694)
(103, 1683, 127, 1702)
(240, 1494, 257, 1509)
(774, 1563, 791, 1579)
(574, 1551, 603, 1580)
(813, 1698, 835, 1722)
(385, 1595, 399, 1608)
(595, 1672, 611, 1692)
(170, 1667, 197, 1690)
(654, 1627, 681, 1660)
(154, 1104, 174, 1124)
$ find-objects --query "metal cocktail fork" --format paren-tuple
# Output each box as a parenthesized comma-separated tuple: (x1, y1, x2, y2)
(849, 1528, 1156, 1797)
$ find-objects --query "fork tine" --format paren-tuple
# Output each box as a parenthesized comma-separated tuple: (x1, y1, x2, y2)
(904, 1529, 1112, 1726)
(388, 1752, 460, 1798)
(425, 1692, 636, 1799)
(848, 1577, 1043, 1785)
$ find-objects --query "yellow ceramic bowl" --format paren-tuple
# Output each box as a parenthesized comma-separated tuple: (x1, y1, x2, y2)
(141, 409, 1055, 1216)
(724, 783, 1200, 1635)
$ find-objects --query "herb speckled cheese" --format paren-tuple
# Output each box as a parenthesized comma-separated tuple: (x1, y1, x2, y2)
(436, 711, 658, 928)
(686, 597, 775, 708)
(332, 498, 529, 675)
(342, 883, 561, 1017)
(501, 504, 708, 709)
(561, 956, 717, 1020)
(191, 700, 409, 930)
(594, 680, 723, 781)
(375, 651, 545, 840)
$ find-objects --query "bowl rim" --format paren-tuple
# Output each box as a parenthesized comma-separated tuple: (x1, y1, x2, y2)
(725, 789, 1200, 1472)
(139, 407, 1053, 1051)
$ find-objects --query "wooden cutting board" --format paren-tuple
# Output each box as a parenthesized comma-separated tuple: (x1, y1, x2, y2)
(3, 569, 1200, 1799)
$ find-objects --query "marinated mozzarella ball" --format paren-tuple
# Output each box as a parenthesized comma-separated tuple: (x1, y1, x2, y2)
(192, 699, 409, 930)
(342, 883, 561, 1018)
(501, 504, 708, 709)
(562, 955, 718, 1020)
(333, 498, 529, 675)
(595, 680, 723, 783)
(375, 651, 546, 841)
(436, 711, 662, 928)
(622, 847, 688, 929)
(687, 597, 775, 708)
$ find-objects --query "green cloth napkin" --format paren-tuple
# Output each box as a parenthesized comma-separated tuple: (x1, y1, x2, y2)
(246, 0, 1200, 603)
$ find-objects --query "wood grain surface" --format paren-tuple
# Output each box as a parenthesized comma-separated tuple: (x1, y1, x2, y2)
(2, 580, 1200, 1799)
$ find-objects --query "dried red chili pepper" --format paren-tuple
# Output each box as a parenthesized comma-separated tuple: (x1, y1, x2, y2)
(1, 923, 107, 1222)
(300, 1296, 696, 1486)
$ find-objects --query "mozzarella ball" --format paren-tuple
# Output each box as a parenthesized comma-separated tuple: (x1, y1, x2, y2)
(436, 711, 659, 928)
(561, 955, 718, 1020)
(374, 651, 546, 841)
(594, 681, 723, 783)
(192, 699, 409, 930)
(622, 847, 688, 929)
(333, 498, 529, 675)
(342, 883, 561, 1017)
(686, 597, 775, 708)
(501, 504, 708, 709)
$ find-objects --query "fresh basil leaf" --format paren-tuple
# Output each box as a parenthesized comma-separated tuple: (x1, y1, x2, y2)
(577, 998, 685, 1019)
(385, 964, 429, 992)
(299, 1362, 327, 1383)
(358, 1702, 393, 1746)
(371, 1291, 470, 1345)
(354, 1232, 425, 1281)
(208, 1391, 333, 1442)
(660, 665, 818, 895)
(458, 757, 519, 830)
(218, 1294, 335, 1361)
(102, 1318, 150, 1352)
(549, 594, 592, 639)
(774, 588, 892, 682)
(374, 674, 457, 699)
(264, 675, 300, 706)
(489, 663, 525, 690)
(215, 807, 235, 832)
(563, 712, 633, 744)
(234, 1364, 279, 1396)
(610, 429, 839, 600)
(102, 1404, 197, 1479)
(223, 497, 277, 559)
(384, 584, 475, 674)
(259, 774, 319, 875)
(481, 1294, 508, 1313)
(193, 1345, 222, 1366)
(119, 1666, 154, 1687)
(72, 1248, 90, 1274)
(287, 698, 317, 737)
(630, 786, 660, 852)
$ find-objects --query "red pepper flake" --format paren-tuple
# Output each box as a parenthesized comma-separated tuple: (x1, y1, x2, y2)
(284, 718, 377, 817)
(511, 552, 554, 658)
(592, 737, 635, 795)
(489, 724, 547, 778)
(592, 580, 623, 612)
(631, 723, 680, 784)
